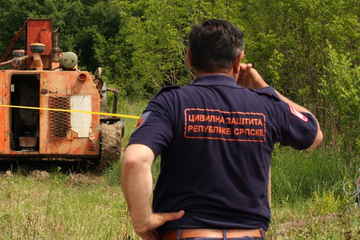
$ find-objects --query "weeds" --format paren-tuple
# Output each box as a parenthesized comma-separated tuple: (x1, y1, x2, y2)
(0, 171, 133, 239)
(1, 99, 360, 238)
(1, 147, 360, 239)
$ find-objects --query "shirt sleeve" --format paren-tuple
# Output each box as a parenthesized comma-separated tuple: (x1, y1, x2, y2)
(278, 103, 319, 150)
(127, 93, 174, 157)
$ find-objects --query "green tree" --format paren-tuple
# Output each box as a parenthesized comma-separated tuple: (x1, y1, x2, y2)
(319, 45, 360, 157)
(236, 0, 360, 156)
(2, 0, 360, 156)
(115, 0, 248, 97)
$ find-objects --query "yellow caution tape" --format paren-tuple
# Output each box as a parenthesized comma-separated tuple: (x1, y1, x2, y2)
(0, 104, 140, 119)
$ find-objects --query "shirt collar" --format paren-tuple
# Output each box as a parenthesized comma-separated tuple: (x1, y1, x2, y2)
(192, 74, 241, 88)
(192, 74, 281, 101)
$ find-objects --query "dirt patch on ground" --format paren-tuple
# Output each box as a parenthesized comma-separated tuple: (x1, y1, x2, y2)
(280, 213, 338, 230)
(30, 170, 50, 181)
(64, 172, 102, 187)
(1, 169, 101, 186)
(276, 213, 360, 239)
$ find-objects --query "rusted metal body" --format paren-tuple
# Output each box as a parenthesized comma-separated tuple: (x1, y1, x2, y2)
(0, 70, 101, 158)
(0, 18, 122, 162)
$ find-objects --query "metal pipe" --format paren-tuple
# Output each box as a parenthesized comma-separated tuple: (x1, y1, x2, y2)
(33, 53, 43, 70)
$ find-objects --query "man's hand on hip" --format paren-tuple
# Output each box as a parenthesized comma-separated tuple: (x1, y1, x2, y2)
(133, 210, 185, 240)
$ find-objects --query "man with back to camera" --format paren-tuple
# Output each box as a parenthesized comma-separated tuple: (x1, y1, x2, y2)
(121, 19, 323, 240)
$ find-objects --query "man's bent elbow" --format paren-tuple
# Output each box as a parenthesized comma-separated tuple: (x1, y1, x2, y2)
(122, 144, 155, 168)
(306, 130, 324, 150)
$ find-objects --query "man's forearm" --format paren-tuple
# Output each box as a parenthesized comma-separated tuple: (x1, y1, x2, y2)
(240, 63, 313, 115)
(121, 144, 155, 231)
(274, 90, 312, 114)
(121, 144, 186, 239)
(238, 64, 323, 149)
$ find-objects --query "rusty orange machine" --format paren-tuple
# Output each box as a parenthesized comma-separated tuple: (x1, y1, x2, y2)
(0, 18, 124, 167)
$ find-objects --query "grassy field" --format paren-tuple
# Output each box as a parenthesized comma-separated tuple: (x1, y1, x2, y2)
(1, 98, 360, 239)
(0, 171, 130, 239)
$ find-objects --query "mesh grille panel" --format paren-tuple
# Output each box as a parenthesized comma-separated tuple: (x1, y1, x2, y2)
(49, 96, 70, 138)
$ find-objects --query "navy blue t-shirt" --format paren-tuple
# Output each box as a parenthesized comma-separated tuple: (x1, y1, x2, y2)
(128, 75, 318, 232)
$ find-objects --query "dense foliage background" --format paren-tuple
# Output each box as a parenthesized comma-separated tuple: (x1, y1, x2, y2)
(1, 2, 360, 237)
(1, 0, 360, 160)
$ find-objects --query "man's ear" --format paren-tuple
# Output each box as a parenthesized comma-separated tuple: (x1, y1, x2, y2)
(187, 47, 193, 69)
(233, 51, 244, 74)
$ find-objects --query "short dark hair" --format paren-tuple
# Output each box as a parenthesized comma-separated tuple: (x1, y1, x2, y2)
(188, 19, 245, 73)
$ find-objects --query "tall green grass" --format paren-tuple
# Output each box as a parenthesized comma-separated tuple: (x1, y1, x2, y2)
(2, 96, 360, 239)
(271, 145, 358, 207)
(107, 96, 360, 238)
(0, 173, 135, 239)
(103, 97, 149, 186)
(268, 147, 360, 239)
(116, 96, 149, 146)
